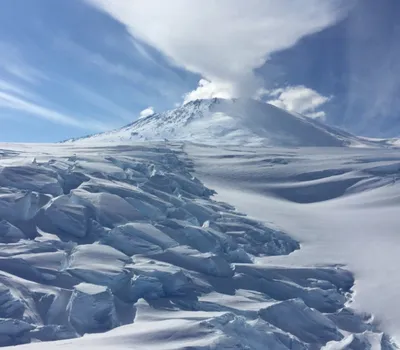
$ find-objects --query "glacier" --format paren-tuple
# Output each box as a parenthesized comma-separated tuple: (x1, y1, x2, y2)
(0, 98, 399, 349)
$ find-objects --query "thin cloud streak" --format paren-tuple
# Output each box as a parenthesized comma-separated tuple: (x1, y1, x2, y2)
(0, 88, 110, 131)
(0, 41, 47, 84)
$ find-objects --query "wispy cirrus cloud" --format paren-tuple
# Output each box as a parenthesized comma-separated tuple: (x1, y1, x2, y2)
(0, 41, 93, 129)
(0, 36, 178, 135)
(0, 41, 111, 131)
(65, 82, 136, 122)
(0, 81, 110, 130)
(0, 0, 202, 142)
(0, 41, 47, 84)
(0, 80, 31, 97)
(55, 36, 192, 102)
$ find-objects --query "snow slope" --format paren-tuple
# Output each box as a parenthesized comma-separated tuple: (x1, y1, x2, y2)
(0, 142, 397, 349)
(67, 98, 382, 148)
(187, 143, 400, 344)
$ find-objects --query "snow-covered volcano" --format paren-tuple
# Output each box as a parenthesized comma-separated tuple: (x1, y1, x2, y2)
(69, 98, 371, 147)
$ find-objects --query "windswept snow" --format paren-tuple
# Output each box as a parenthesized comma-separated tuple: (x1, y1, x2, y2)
(188, 143, 400, 345)
(66, 98, 387, 148)
(0, 141, 397, 349)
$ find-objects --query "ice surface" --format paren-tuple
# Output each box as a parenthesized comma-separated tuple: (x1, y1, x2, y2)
(0, 319, 34, 346)
(0, 164, 63, 196)
(67, 244, 131, 293)
(0, 141, 398, 349)
(259, 298, 343, 344)
(0, 221, 25, 243)
(67, 283, 118, 334)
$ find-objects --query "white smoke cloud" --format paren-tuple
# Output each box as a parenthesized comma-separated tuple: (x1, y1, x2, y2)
(139, 106, 155, 119)
(267, 85, 331, 119)
(86, 0, 352, 98)
(183, 79, 232, 105)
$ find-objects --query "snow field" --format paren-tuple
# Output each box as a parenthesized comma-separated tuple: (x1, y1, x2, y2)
(0, 142, 396, 348)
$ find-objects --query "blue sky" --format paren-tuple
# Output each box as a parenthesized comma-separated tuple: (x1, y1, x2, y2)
(264, 0, 400, 137)
(0, 0, 399, 142)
